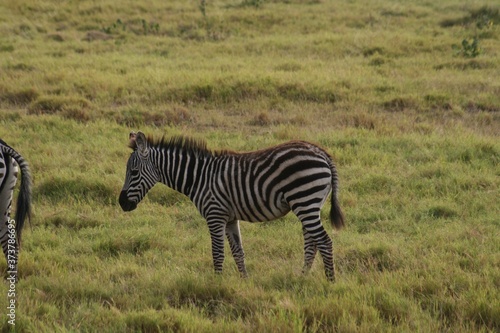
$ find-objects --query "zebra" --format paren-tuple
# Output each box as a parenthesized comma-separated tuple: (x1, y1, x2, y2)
(0, 139, 32, 279)
(119, 131, 344, 281)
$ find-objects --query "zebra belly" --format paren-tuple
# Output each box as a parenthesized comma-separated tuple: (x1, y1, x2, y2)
(234, 207, 291, 223)
(232, 191, 291, 223)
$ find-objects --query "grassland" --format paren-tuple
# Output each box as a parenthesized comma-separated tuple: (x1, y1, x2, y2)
(0, 0, 499, 332)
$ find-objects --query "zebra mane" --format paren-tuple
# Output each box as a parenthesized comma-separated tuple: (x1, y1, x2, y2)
(147, 135, 228, 157)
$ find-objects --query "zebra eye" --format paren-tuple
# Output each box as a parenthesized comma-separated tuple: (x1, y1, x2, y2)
(130, 169, 139, 176)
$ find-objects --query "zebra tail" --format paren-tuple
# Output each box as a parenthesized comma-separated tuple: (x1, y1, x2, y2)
(10, 150, 32, 245)
(329, 163, 345, 230)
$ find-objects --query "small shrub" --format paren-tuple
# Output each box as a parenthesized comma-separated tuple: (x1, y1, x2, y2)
(141, 19, 160, 35)
(440, 6, 499, 28)
(102, 19, 126, 35)
(443, 6, 496, 58)
(452, 37, 482, 58)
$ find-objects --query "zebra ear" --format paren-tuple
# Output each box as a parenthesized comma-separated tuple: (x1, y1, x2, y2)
(136, 131, 149, 158)
(128, 132, 137, 150)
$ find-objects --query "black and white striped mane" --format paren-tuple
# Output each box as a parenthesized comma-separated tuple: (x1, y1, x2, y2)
(130, 135, 232, 157)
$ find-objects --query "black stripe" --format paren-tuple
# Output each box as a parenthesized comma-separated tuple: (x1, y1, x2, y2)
(283, 183, 330, 203)
(261, 162, 325, 200)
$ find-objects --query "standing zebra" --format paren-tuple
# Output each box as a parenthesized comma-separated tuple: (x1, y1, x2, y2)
(119, 132, 344, 281)
(0, 140, 32, 278)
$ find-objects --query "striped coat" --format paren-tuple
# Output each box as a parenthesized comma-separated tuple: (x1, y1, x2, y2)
(0, 140, 32, 279)
(120, 132, 344, 281)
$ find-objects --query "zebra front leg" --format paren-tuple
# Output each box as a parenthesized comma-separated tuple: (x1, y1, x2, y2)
(226, 220, 247, 278)
(302, 227, 317, 275)
(207, 220, 226, 275)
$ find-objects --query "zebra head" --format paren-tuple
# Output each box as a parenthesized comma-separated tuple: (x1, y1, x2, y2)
(119, 131, 160, 211)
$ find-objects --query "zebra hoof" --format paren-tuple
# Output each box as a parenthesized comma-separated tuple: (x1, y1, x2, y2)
(326, 272, 335, 282)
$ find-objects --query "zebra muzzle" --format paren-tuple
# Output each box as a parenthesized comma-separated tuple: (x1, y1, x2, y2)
(119, 191, 137, 211)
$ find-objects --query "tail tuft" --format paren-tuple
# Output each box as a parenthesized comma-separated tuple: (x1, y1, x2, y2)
(330, 195, 344, 230)
(328, 156, 344, 230)
(15, 160, 32, 245)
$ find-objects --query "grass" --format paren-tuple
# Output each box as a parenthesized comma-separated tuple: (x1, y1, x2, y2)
(0, 0, 499, 332)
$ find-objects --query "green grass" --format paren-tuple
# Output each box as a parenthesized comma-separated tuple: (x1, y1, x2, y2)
(0, 0, 499, 332)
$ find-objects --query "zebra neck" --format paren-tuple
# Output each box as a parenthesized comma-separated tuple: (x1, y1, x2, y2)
(158, 147, 211, 198)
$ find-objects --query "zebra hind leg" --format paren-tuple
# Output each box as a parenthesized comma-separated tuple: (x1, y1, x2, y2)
(295, 209, 335, 281)
(302, 227, 317, 274)
(225, 220, 248, 278)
